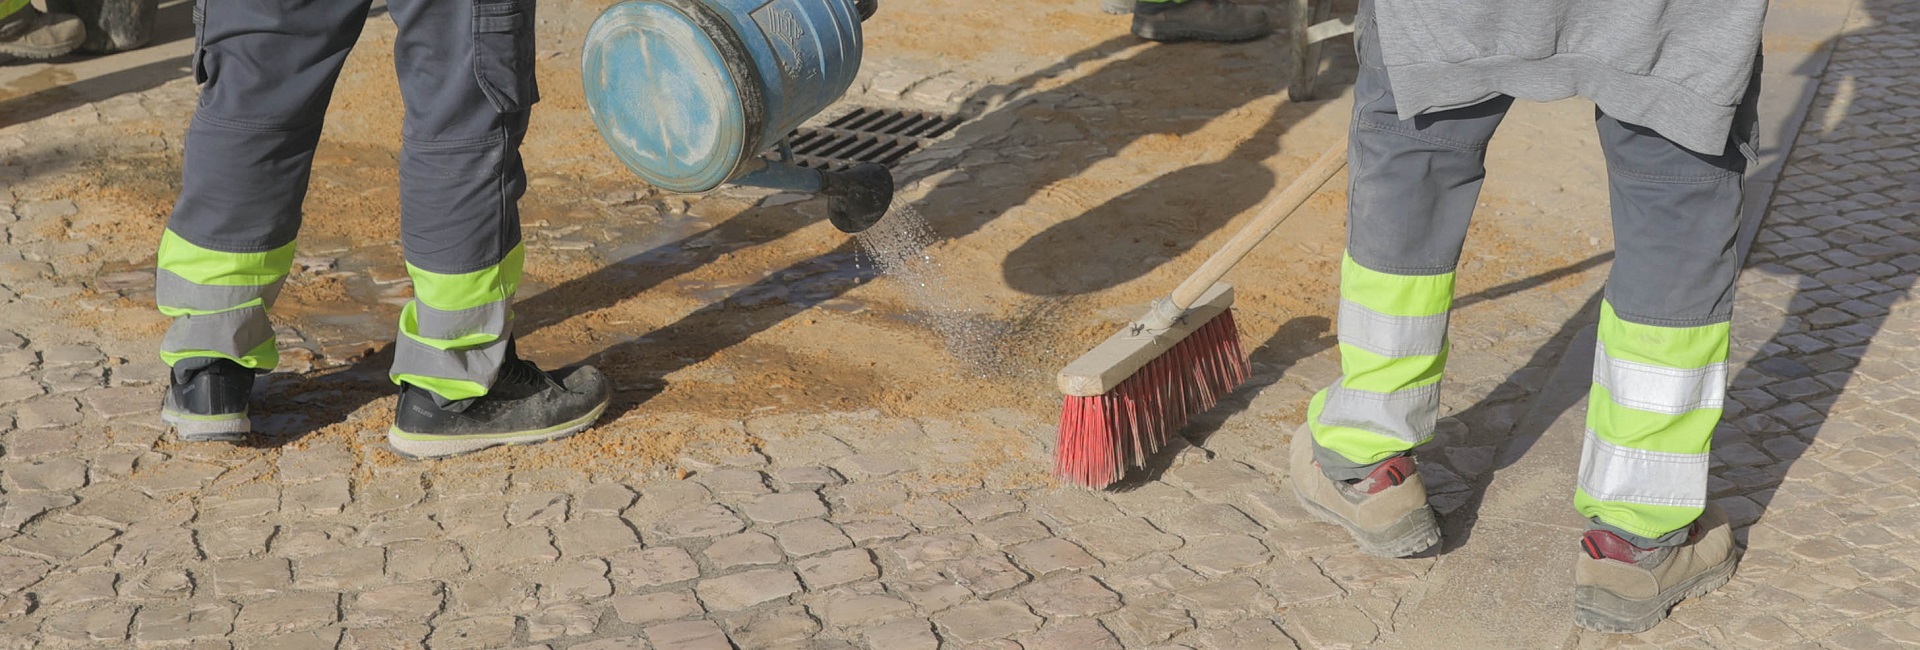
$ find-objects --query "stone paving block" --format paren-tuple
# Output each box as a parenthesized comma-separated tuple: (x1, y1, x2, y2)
(971, 515, 1052, 548)
(0, 555, 51, 594)
(471, 526, 559, 569)
(798, 548, 879, 590)
(362, 515, 443, 547)
(234, 592, 341, 636)
(4, 456, 87, 491)
(127, 567, 195, 600)
(1179, 617, 1300, 649)
(1165, 460, 1270, 503)
(721, 604, 820, 648)
(570, 637, 645, 650)
(342, 624, 431, 649)
(430, 616, 519, 650)
(1021, 618, 1124, 650)
(827, 480, 910, 513)
(1019, 574, 1122, 618)
(1173, 577, 1279, 627)
(386, 540, 471, 582)
(556, 517, 642, 558)
(614, 590, 704, 625)
(949, 491, 1024, 523)
(115, 525, 200, 569)
(943, 553, 1030, 597)
(888, 533, 977, 572)
(277, 441, 356, 484)
(1289, 602, 1380, 647)
(0, 492, 74, 533)
(350, 581, 445, 626)
(33, 569, 117, 607)
(773, 518, 853, 557)
(838, 514, 915, 544)
(297, 546, 387, 591)
(580, 482, 638, 515)
(527, 602, 602, 641)
(5, 521, 116, 561)
(541, 558, 614, 603)
(864, 617, 939, 650)
(936, 600, 1042, 643)
(771, 466, 844, 492)
(1157, 503, 1264, 538)
(645, 619, 731, 650)
(0, 376, 43, 407)
(132, 603, 236, 644)
(1099, 554, 1206, 603)
(823, 594, 915, 630)
(743, 492, 829, 525)
(1008, 537, 1101, 576)
(611, 547, 701, 589)
(261, 627, 344, 650)
(212, 557, 293, 596)
(704, 531, 783, 570)
(832, 453, 916, 479)
(1176, 534, 1270, 577)
(201, 524, 275, 561)
(1029, 488, 1126, 529)
(697, 468, 770, 497)
(886, 570, 974, 613)
(508, 492, 570, 527)
(898, 497, 969, 529)
(649, 504, 747, 541)
(1102, 599, 1195, 647)
(696, 568, 801, 611)
(200, 484, 280, 523)
(451, 572, 539, 615)
(15, 396, 80, 430)
(41, 606, 134, 644)
(283, 477, 353, 515)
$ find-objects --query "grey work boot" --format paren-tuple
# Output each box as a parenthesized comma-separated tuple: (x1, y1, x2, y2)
(1574, 504, 1737, 634)
(388, 349, 611, 460)
(0, 6, 85, 60)
(1131, 0, 1271, 43)
(160, 359, 255, 442)
(1289, 424, 1441, 557)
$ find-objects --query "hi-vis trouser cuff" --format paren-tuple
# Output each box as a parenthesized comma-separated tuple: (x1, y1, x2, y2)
(156, 230, 293, 371)
(1309, 253, 1454, 474)
(1574, 301, 1727, 539)
(390, 243, 524, 402)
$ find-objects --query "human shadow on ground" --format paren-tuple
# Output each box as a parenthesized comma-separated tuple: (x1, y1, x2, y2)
(253, 23, 1361, 447)
(1420, 0, 1902, 555)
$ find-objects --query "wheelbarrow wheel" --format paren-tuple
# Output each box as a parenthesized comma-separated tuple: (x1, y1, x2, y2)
(1286, 0, 1334, 102)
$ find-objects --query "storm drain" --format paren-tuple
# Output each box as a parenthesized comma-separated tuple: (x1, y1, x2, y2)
(767, 108, 962, 172)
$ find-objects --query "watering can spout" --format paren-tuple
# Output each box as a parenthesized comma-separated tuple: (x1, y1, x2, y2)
(821, 163, 894, 234)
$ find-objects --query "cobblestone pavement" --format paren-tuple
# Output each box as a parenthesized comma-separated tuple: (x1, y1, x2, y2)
(3, 0, 1918, 648)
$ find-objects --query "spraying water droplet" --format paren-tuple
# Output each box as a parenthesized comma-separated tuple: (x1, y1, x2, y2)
(853, 200, 1011, 377)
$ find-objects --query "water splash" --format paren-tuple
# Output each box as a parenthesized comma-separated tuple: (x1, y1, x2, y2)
(853, 200, 1011, 376)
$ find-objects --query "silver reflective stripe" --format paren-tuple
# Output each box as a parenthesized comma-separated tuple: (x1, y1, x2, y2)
(415, 299, 510, 341)
(1592, 342, 1726, 415)
(1316, 382, 1440, 444)
(392, 332, 508, 390)
(1578, 429, 1707, 508)
(156, 269, 285, 311)
(1338, 298, 1448, 358)
(160, 305, 274, 357)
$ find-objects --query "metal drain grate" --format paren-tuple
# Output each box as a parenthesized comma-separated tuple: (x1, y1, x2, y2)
(767, 108, 962, 172)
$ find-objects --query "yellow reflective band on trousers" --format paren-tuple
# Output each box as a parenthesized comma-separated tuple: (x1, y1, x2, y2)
(390, 244, 524, 401)
(0, 0, 30, 20)
(1310, 253, 1455, 466)
(1576, 301, 1728, 540)
(155, 230, 294, 370)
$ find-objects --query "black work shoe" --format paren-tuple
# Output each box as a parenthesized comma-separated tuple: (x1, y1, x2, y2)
(387, 356, 611, 460)
(160, 359, 255, 442)
(1132, 0, 1272, 43)
(0, 7, 86, 60)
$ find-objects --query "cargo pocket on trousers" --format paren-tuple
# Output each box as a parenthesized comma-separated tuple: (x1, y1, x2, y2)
(472, 0, 541, 114)
(190, 0, 209, 85)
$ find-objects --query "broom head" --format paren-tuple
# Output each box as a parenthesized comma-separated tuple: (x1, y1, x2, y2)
(1056, 283, 1251, 488)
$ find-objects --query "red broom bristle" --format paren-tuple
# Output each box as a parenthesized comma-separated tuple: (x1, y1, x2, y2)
(1056, 309, 1252, 488)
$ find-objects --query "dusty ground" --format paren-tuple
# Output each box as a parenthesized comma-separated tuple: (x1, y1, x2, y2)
(4, 0, 1609, 483)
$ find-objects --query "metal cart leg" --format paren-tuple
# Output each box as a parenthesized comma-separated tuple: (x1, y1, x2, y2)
(1287, 0, 1352, 102)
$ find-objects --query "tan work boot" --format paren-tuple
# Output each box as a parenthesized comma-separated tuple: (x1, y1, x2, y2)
(1574, 504, 1737, 634)
(0, 6, 85, 60)
(1289, 424, 1440, 557)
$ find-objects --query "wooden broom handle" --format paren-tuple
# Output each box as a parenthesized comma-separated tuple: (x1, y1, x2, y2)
(1167, 133, 1350, 311)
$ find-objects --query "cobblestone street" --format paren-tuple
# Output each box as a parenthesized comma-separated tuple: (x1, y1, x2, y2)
(2, 0, 1918, 648)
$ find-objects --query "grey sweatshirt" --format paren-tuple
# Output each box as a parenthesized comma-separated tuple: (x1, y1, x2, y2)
(1372, 0, 1769, 156)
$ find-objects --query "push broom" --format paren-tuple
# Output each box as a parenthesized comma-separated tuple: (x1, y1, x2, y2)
(1056, 133, 1350, 488)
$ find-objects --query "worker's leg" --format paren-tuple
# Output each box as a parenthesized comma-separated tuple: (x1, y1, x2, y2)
(1571, 54, 1758, 636)
(1580, 77, 1759, 547)
(1307, 1, 1511, 481)
(381, 0, 608, 458)
(380, 0, 535, 404)
(156, 0, 373, 438)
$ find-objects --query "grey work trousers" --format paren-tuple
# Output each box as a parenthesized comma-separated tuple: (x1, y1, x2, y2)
(162, 0, 538, 397)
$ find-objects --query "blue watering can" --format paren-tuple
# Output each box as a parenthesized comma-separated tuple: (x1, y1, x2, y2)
(582, 0, 893, 233)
